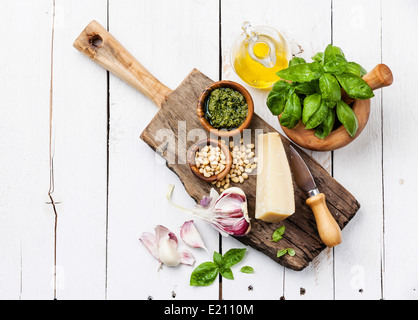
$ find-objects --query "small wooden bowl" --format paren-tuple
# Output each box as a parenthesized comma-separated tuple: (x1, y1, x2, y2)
(197, 80, 254, 137)
(281, 64, 393, 151)
(187, 139, 233, 182)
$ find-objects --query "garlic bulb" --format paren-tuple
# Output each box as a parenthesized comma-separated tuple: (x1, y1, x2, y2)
(167, 185, 251, 237)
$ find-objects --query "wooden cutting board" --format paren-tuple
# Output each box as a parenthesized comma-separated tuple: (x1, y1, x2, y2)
(74, 21, 360, 271)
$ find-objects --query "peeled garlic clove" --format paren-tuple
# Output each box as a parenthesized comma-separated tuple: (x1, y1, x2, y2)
(140, 225, 194, 268)
(180, 220, 208, 252)
(154, 225, 180, 266)
(158, 236, 181, 266)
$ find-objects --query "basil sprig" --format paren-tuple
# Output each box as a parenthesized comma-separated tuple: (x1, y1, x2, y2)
(272, 225, 285, 242)
(270, 226, 296, 258)
(240, 266, 254, 274)
(277, 248, 296, 258)
(267, 44, 373, 139)
(190, 248, 251, 286)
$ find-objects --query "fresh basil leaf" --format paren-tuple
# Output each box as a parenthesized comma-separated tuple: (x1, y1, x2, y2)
(266, 91, 286, 116)
(324, 100, 337, 108)
(309, 61, 325, 74)
(288, 57, 306, 67)
(315, 108, 336, 139)
(287, 248, 296, 257)
(345, 62, 367, 77)
(302, 93, 322, 125)
(219, 266, 234, 280)
(294, 81, 318, 95)
(280, 93, 302, 129)
(277, 249, 288, 258)
(190, 262, 219, 286)
(267, 81, 293, 115)
(336, 100, 358, 138)
(272, 234, 282, 242)
(272, 80, 292, 93)
(323, 44, 346, 64)
(314, 125, 328, 140)
(319, 73, 341, 103)
(277, 63, 323, 83)
(213, 251, 222, 267)
(305, 100, 329, 129)
(323, 55, 347, 74)
(312, 52, 324, 64)
(222, 248, 246, 268)
(335, 73, 374, 99)
(240, 266, 254, 274)
(272, 225, 285, 242)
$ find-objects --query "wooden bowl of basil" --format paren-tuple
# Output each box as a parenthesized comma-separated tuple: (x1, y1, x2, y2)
(197, 80, 254, 138)
(267, 45, 393, 151)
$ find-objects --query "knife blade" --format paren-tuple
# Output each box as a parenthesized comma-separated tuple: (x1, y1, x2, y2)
(289, 145, 342, 248)
(289, 145, 319, 197)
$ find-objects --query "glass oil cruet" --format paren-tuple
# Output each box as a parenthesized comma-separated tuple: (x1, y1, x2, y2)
(231, 21, 291, 89)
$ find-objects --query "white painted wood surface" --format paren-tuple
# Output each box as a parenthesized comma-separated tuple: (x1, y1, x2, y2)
(0, 0, 417, 300)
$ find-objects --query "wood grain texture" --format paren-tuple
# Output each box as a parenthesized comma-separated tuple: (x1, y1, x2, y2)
(382, 0, 418, 299)
(51, 0, 109, 299)
(220, 0, 334, 300)
(73, 20, 173, 109)
(140, 69, 360, 271)
(0, 0, 55, 300)
(332, 0, 385, 300)
(2, 0, 416, 301)
(106, 0, 220, 300)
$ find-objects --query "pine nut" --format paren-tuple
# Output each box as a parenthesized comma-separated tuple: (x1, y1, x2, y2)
(231, 177, 240, 183)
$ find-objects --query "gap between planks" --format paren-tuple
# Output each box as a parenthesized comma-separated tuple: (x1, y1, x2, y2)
(105, 0, 111, 300)
(47, 0, 58, 301)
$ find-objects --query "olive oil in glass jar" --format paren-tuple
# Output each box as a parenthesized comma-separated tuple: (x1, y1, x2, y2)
(231, 21, 291, 89)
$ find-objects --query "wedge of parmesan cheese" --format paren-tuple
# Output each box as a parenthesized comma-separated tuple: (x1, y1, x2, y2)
(255, 132, 295, 223)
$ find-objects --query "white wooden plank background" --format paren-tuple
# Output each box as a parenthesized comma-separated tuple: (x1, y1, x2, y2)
(0, 0, 417, 300)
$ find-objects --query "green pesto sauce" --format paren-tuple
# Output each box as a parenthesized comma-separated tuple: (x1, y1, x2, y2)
(205, 88, 248, 130)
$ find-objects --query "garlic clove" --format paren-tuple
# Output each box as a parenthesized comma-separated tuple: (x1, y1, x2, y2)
(155, 225, 178, 246)
(180, 220, 208, 252)
(154, 225, 181, 266)
(178, 249, 195, 266)
(213, 188, 251, 237)
(158, 236, 181, 267)
(199, 189, 219, 208)
(139, 232, 159, 260)
(215, 216, 251, 237)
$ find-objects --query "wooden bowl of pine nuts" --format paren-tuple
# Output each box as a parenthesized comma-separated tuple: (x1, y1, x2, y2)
(188, 139, 233, 183)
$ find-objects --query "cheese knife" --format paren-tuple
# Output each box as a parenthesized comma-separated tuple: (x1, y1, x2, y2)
(289, 145, 342, 248)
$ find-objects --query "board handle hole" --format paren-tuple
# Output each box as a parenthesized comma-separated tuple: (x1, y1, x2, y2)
(90, 34, 103, 47)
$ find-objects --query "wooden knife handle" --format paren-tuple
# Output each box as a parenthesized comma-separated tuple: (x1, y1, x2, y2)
(73, 20, 173, 108)
(306, 193, 342, 248)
